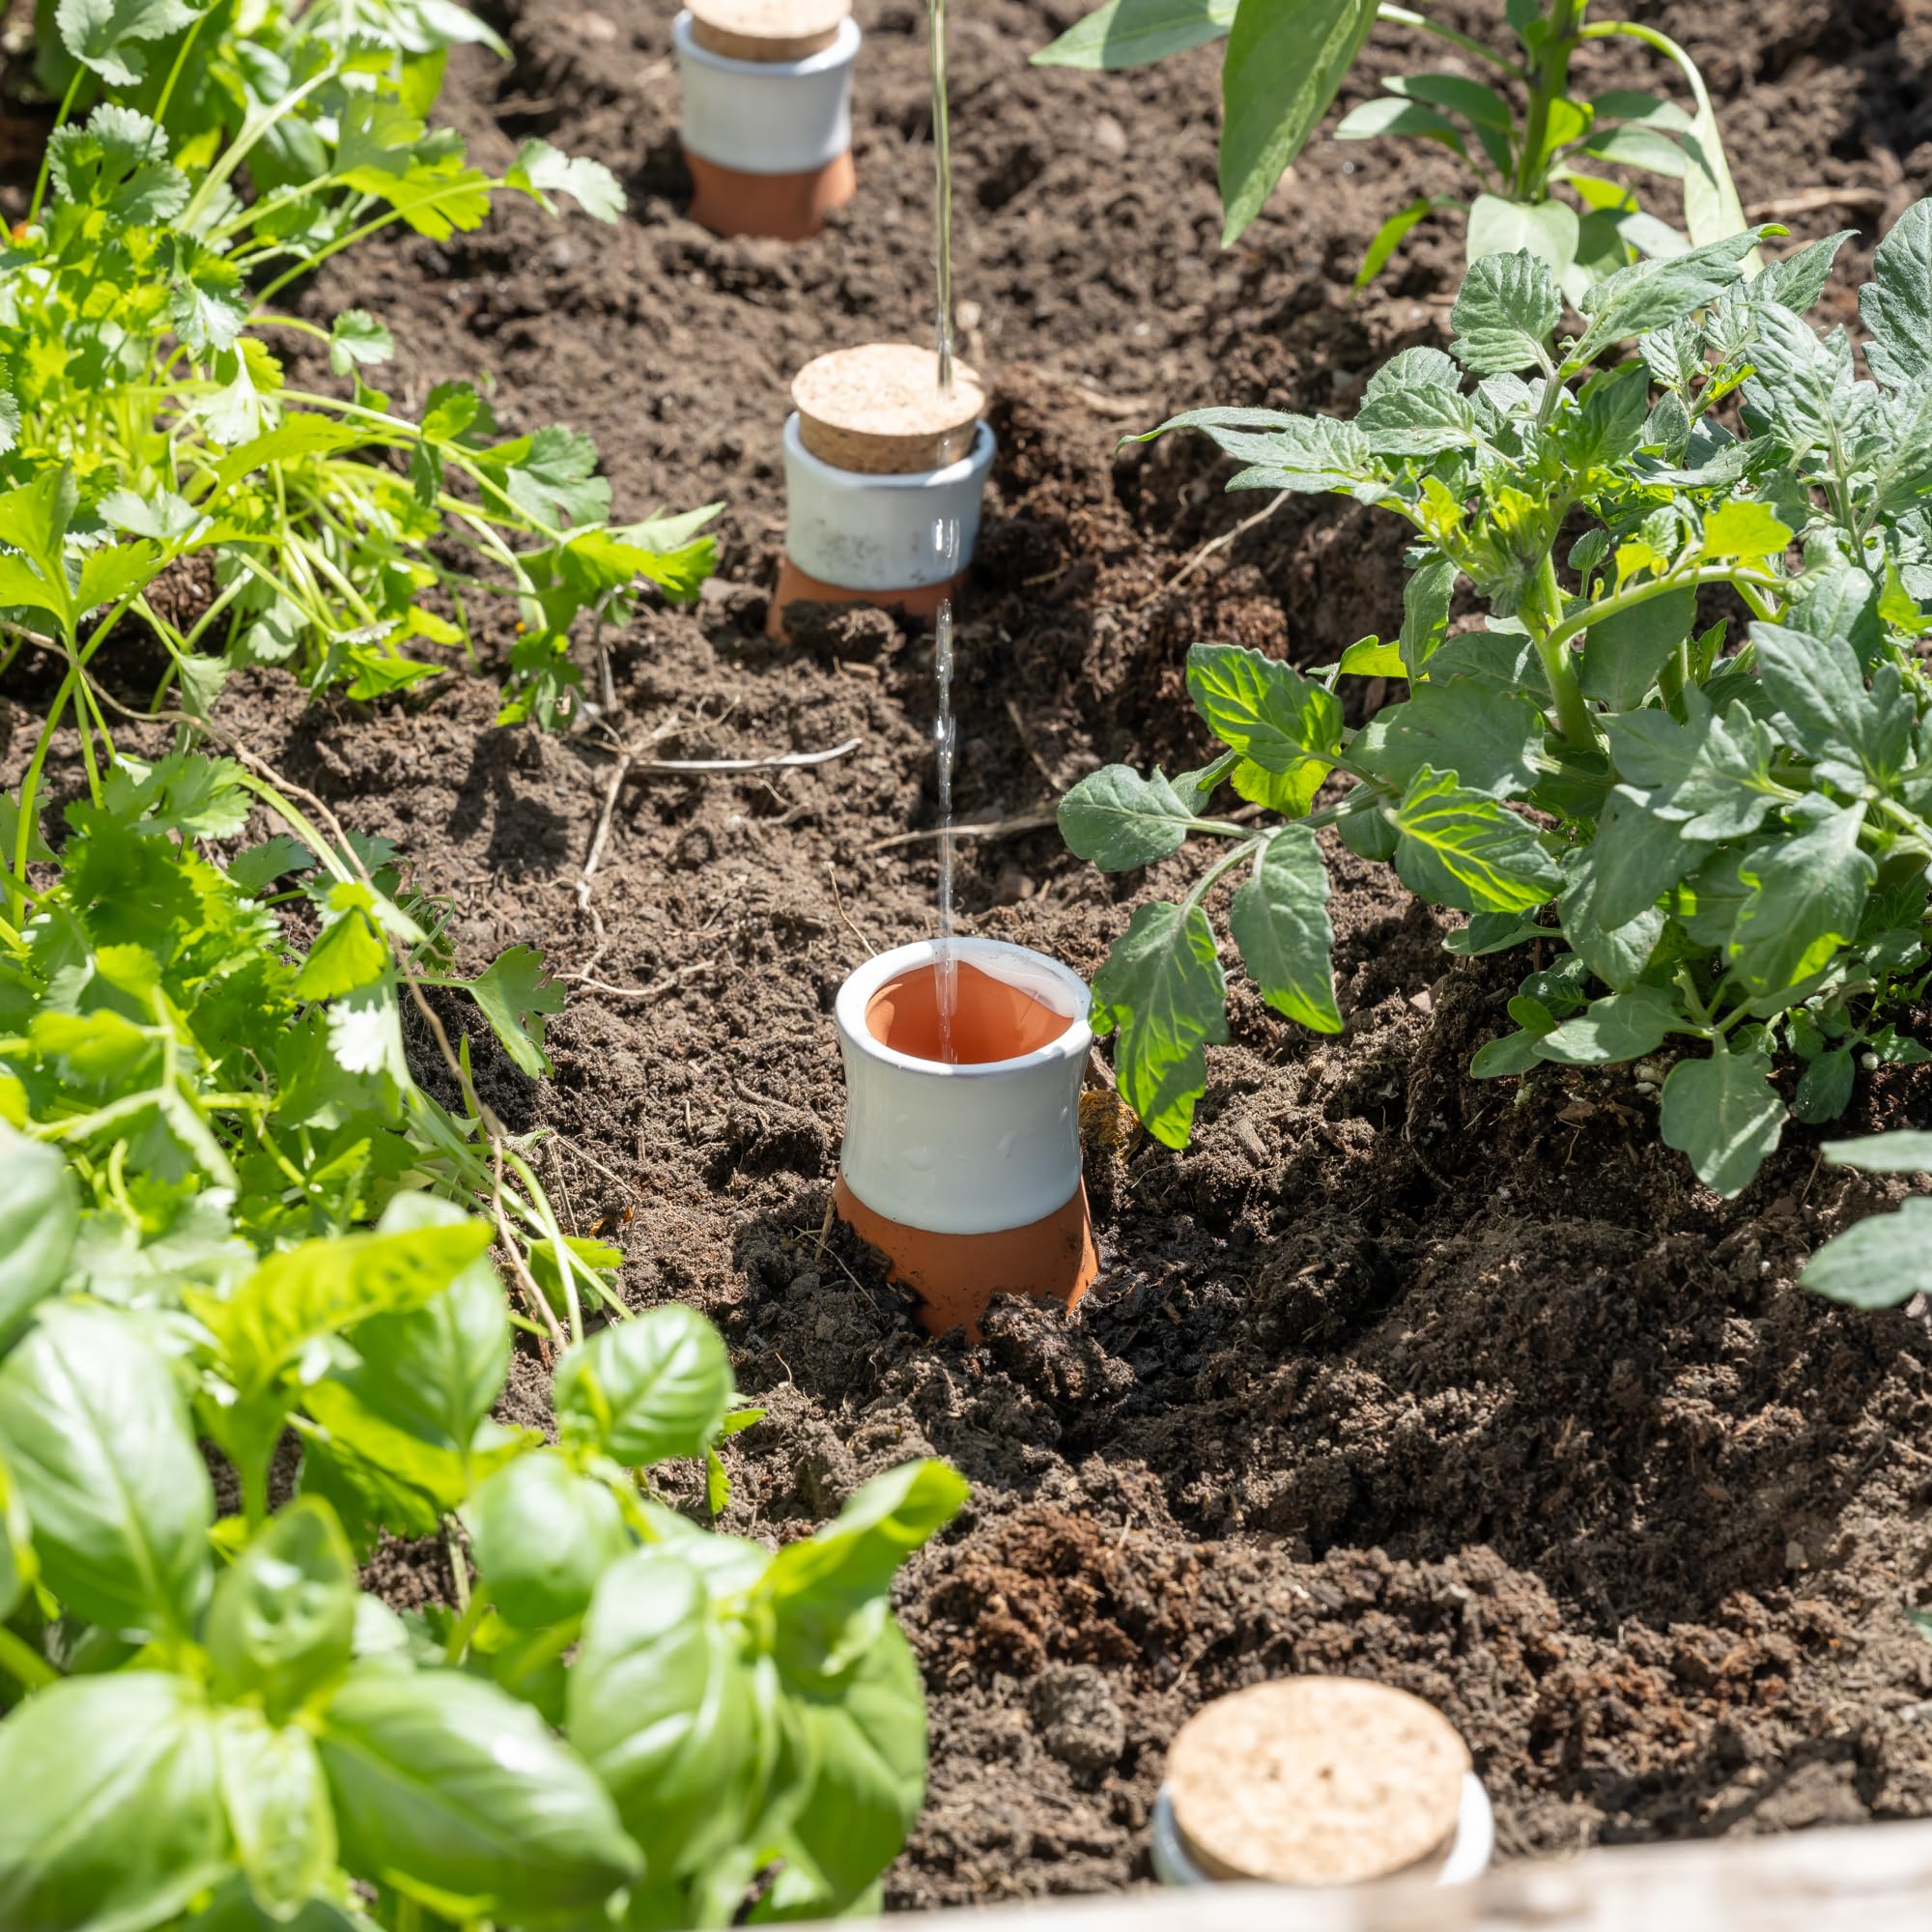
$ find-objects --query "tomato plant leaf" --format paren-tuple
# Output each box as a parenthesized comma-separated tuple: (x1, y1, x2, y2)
(1089, 898, 1228, 1150)
(1059, 765, 1198, 871)
(1227, 825, 1342, 1034)
(1660, 1047, 1784, 1198)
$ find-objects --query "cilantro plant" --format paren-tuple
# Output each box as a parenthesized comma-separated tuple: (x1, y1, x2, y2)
(0, 0, 716, 745)
(1062, 206, 1932, 1200)
(0, 1149, 964, 1930)
(1035, 0, 1748, 291)
(0, 750, 602, 1332)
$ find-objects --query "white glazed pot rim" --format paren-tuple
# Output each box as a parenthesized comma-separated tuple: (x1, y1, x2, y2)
(671, 10, 862, 77)
(783, 412, 995, 488)
(836, 937, 1092, 1081)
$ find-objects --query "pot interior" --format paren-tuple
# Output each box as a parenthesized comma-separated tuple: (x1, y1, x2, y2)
(864, 958, 1072, 1065)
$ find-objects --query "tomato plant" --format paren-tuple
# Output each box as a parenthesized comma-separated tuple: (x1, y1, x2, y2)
(1064, 206, 1932, 1199)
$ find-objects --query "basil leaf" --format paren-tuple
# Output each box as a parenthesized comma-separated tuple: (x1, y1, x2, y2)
(340, 1195, 511, 1463)
(186, 1219, 496, 1404)
(468, 1451, 631, 1629)
(0, 1671, 228, 1932)
(0, 1123, 76, 1345)
(207, 1499, 359, 1721)
(758, 1623, 929, 1918)
(318, 1664, 642, 1919)
(213, 1709, 337, 1919)
(569, 1549, 764, 1879)
(553, 1304, 732, 1466)
(0, 1301, 212, 1637)
(762, 1462, 968, 1688)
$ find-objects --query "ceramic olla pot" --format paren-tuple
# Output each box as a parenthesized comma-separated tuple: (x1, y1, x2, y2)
(1150, 1679, 1495, 1891)
(673, 1, 860, 242)
(832, 937, 1098, 1336)
(767, 344, 994, 640)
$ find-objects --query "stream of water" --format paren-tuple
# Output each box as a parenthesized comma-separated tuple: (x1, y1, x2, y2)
(928, 0, 960, 1062)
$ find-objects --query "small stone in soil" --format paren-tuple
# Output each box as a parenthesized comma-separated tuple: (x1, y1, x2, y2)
(1028, 1662, 1126, 1777)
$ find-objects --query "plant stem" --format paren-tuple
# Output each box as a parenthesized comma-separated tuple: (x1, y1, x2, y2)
(152, 11, 210, 126)
(1543, 563, 1782, 654)
(0, 1626, 56, 1694)
(1524, 554, 1601, 751)
(443, 1587, 490, 1665)
(1515, 0, 1585, 201)
(26, 70, 85, 226)
(1377, 5, 1528, 79)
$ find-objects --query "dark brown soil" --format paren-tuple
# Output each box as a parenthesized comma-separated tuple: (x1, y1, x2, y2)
(12, 0, 1932, 1906)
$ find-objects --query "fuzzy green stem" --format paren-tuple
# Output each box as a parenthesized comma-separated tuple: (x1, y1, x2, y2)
(1544, 563, 1782, 655)
(1524, 554, 1600, 751)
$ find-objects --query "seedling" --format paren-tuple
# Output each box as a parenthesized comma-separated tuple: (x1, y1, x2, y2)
(1063, 204, 1932, 1201)
(1035, 0, 1748, 291)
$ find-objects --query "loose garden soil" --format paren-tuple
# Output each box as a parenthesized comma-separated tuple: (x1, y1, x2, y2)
(12, 0, 1932, 1905)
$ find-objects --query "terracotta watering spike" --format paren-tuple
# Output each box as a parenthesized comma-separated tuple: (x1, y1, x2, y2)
(833, 938, 1098, 1337)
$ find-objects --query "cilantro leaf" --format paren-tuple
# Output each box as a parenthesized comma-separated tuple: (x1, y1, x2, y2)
(55, 0, 203, 86)
(464, 946, 564, 1080)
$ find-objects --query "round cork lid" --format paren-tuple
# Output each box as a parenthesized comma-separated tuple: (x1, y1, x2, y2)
(688, 0, 850, 62)
(1167, 1679, 1471, 1888)
(792, 344, 986, 474)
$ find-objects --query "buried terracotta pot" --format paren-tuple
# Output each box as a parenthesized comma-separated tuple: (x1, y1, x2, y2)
(833, 937, 1097, 1336)
(672, 5, 860, 242)
(768, 346, 993, 641)
(1150, 1679, 1494, 1891)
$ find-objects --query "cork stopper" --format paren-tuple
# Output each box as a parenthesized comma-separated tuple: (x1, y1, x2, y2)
(792, 345, 985, 474)
(688, 0, 850, 62)
(1167, 1679, 1471, 1888)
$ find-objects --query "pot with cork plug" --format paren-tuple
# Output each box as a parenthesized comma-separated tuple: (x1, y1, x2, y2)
(672, 0, 860, 241)
(767, 343, 994, 642)
(1151, 1678, 1494, 1890)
